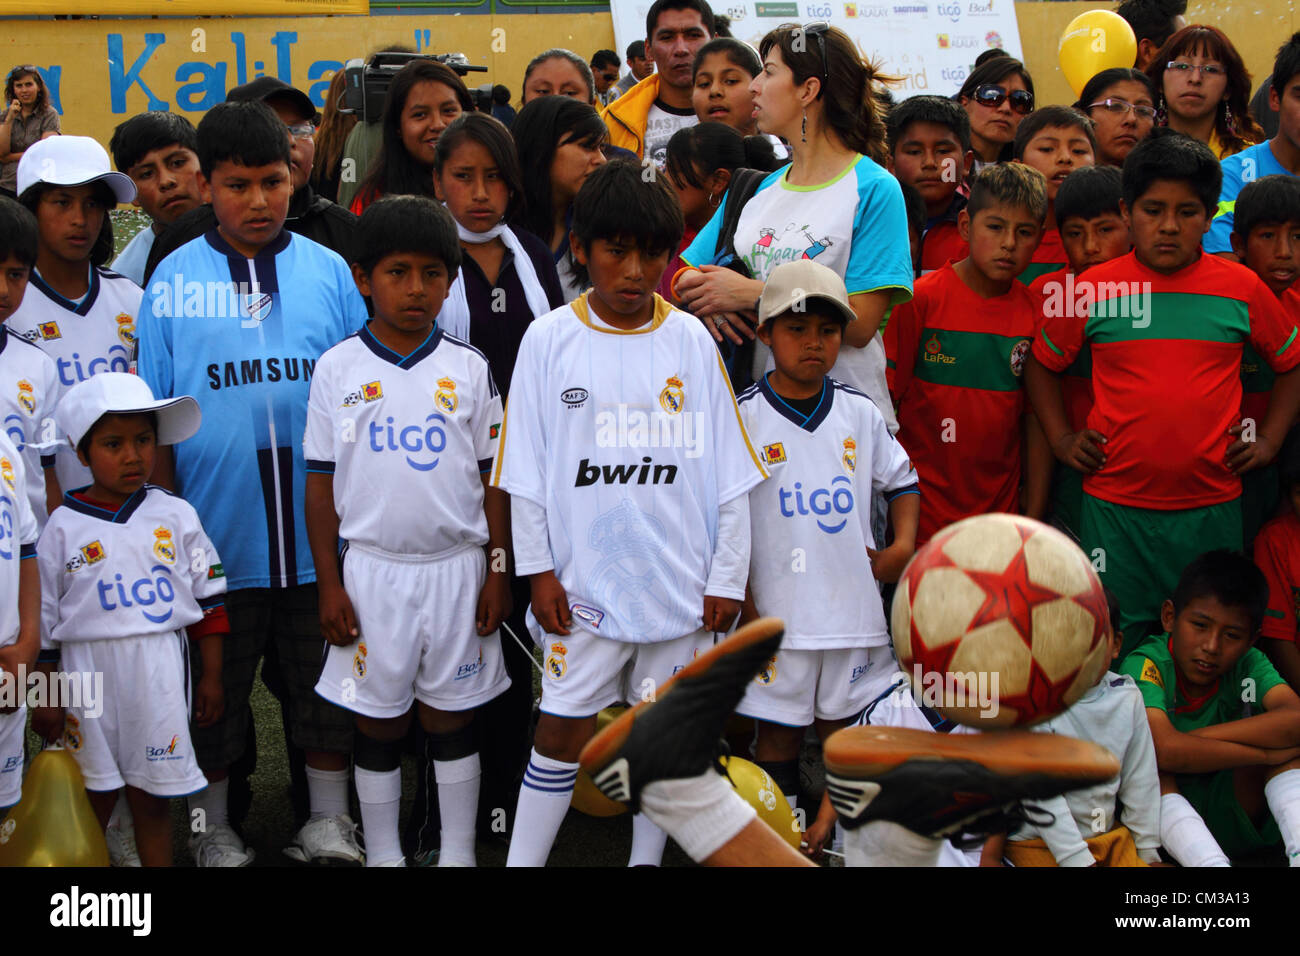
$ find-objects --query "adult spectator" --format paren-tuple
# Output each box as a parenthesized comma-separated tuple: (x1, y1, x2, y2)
(491, 84, 517, 128)
(521, 49, 596, 106)
(591, 49, 622, 106)
(311, 68, 357, 204)
(1116, 0, 1188, 72)
(614, 41, 654, 98)
(1074, 68, 1159, 167)
(336, 45, 414, 210)
(1146, 24, 1262, 159)
(956, 56, 1035, 171)
(602, 0, 714, 162)
(0, 66, 59, 199)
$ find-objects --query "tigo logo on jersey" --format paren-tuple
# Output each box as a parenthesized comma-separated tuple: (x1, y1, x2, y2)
(1009, 339, 1030, 377)
(923, 334, 956, 365)
(545, 641, 568, 680)
(80, 541, 106, 565)
(0, 458, 12, 493)
(571, 603, 604, 629)
(146, 735, 182, 761)
(96, 566, 177, 624)
(38, 321, 60, 341)
(779, 476, 855, 533)
(763, 442, 787, 464)
(353, 641, 367, 679)
(115, 313, 135, 348)
(152, 527, 176, 564)
(659, 376, 685, 415)
(368, 413, 448, 471)
(842, 437, 856, 475)
(435, 377, 458, 414)
(16, 380, 33, 415)
(755, 655, 777, 685)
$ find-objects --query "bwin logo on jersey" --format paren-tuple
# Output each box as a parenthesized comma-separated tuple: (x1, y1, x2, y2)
(778, 476, 855, 533)
(368, 414, 448, 471)
(574, 457, 677, 486)
(94, 566, 177, 624)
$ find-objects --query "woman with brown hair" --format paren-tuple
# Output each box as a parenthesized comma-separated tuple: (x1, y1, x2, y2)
(0, 66, 60, 198)
(956, 55, 1035, 170)
(1146, 24, 1263, 158)
(311, 69, 357, 204)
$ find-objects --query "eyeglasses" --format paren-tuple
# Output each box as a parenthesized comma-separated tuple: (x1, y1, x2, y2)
(803, 21, 831, 88)
(1165, 61, 1225, 78)
(286, 122, 317, 140)
(1088, 97, 1158, 122)
(972, 84, 1034, 115)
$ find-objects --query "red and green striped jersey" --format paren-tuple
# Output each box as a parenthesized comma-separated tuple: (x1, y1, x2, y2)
(1032, 252, 1300, 510)
(1018, 227, 1067, 284)
(1241, 285, 1300, 425)
(919, 220, 968, 275)
(1030, 269, 1092, 433)
(1255, 510, 1300, 643)
(885, 262, 1036, 543)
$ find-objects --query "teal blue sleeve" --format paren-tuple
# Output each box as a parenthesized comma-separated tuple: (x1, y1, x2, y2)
(1204, 153, 1244, 255)
(137, 256, 176, 400)
(846, 160, 913, 305)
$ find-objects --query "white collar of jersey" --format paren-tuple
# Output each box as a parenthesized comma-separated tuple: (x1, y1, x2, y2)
(758, 373, 835, 432)
(455, 219, 507, 245)
(63, 485, 151, 524)
(571, 291, 673, 335)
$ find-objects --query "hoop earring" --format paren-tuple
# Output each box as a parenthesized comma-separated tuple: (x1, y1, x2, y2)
(801, 109, 808, 144)
(707, 191, 720, 207)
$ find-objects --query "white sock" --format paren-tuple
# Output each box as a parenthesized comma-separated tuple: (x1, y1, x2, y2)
(505, 749, 578, 867)
(1264, 768, 1300, 867)
(435, 754, 481, 867)
(844, 821, 944, 867)
(307, 766, 351, 821)
(355, 767, 403, 867)
(628, 813, 669, 866)
(639, 770, 756, 862)
(188, 777, 229, 831)
(1160, 793, 1230, 866)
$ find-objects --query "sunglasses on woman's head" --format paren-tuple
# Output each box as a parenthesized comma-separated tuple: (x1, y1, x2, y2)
(802, 21, 830, 86)
(972, 83, 1033, 115)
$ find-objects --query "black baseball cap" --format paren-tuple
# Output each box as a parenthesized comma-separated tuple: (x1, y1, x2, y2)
(227, 76, 317, 123)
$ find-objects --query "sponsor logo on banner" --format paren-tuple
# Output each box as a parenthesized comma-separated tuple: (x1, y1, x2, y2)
(935, 0, 961, 20)
(755, 1, 798, 15)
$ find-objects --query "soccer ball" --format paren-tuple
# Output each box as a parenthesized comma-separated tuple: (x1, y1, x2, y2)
(892, 513, 1111, 728)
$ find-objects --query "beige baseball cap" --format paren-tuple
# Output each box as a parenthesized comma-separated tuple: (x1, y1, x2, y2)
(757, 260, 856, 327)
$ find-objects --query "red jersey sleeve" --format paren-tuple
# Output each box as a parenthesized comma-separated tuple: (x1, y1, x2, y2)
(1255, 518, 1299, 643)
(885, 296, 921, 405)
(1030, 283, 1085, 374)
(1249, 279, 1300, 374)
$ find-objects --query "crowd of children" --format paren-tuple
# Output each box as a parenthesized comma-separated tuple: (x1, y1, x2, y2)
(2, 4, 1300, 870)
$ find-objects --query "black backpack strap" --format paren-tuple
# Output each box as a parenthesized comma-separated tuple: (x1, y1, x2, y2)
(712, 167, 767, 269)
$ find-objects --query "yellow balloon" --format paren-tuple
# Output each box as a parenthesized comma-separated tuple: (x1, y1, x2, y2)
(0, 748, 109, 867)
(571, 706, 631, 818)
(720, 756, 802, 850)
(1058, 10, 1138, 97)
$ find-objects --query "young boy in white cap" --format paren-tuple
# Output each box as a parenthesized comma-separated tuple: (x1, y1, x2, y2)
(734, 258, 919, 825)
(32, 373, 228, 867)
(6, 136, 140, 498)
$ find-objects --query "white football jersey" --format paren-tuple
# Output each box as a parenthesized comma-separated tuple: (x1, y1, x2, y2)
(304, 324, 502, 557)
(38, 485, 226, 646)
(738, 376, 917, 650)
(492, 293, 768, 644)
(0, 432, 40, 649)
(0, 329, 60, 529)
(7, 267, 140, 493)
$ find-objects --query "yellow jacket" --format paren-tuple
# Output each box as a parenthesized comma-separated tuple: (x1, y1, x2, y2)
(599, 74, 664, 158)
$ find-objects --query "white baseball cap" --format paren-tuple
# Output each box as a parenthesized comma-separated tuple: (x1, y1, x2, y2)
(57, 374, 200, 450)
(16, 135, 136, 204)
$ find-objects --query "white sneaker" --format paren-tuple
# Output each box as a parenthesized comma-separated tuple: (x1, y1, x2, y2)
(189, 823, 255, 867)
(284, 814, 365, 864)
(371, 856, 406, 867)
(106, 819, 142, 867)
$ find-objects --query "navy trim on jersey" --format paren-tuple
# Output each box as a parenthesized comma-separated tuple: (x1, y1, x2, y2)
(757, 373, 835, 432)
(477, 457, 493, 473)
(30, 265, 101, 315)
(40, 455, 55, 468)
(62, 485, 149, 523)
(305, 459, 336, 474)
(256, 445, 299, 586)
(358, 323, 444, 369)
(203, 227, 290, 288)
(885, 484, 920, 501)
(197, 594, 225, 610)
(19, 543, 35, 559)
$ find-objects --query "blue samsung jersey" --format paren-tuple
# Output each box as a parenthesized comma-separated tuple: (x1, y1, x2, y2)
(136, 228, 368, 590)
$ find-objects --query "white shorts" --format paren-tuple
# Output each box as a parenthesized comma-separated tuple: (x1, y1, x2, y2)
(0, 705, 25, 808)
(737, 644, 899, 726)
(59, 632, 207, 797)
(316, 544, 511, 718)
(530, 613, 717, 718)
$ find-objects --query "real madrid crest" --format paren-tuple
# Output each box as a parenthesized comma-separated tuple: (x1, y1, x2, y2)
(16, 380, 34, 416)
(842, 437, 856, 475)
(353, 641, 368, 679)
(435, 377, 458, 414)
(545, 641, 568, 680)
(115, 312, 136, 348)
(659, 375, 684, 415)
(152, 526, 176, 564)
(0, 457, 13, 492)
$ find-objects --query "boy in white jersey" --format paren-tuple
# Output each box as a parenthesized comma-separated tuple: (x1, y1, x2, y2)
(305, 197, 511, 867)
(8, 137, 140, 496)
(493, 159, 768, 866)
(0, 430, 41, 812)
(32, 373, 227, 866)
(0, 198, 61, 527)
(735, 259, 918, 821)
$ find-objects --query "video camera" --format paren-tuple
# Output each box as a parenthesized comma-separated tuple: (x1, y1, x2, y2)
(341, 51, 488, 123)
